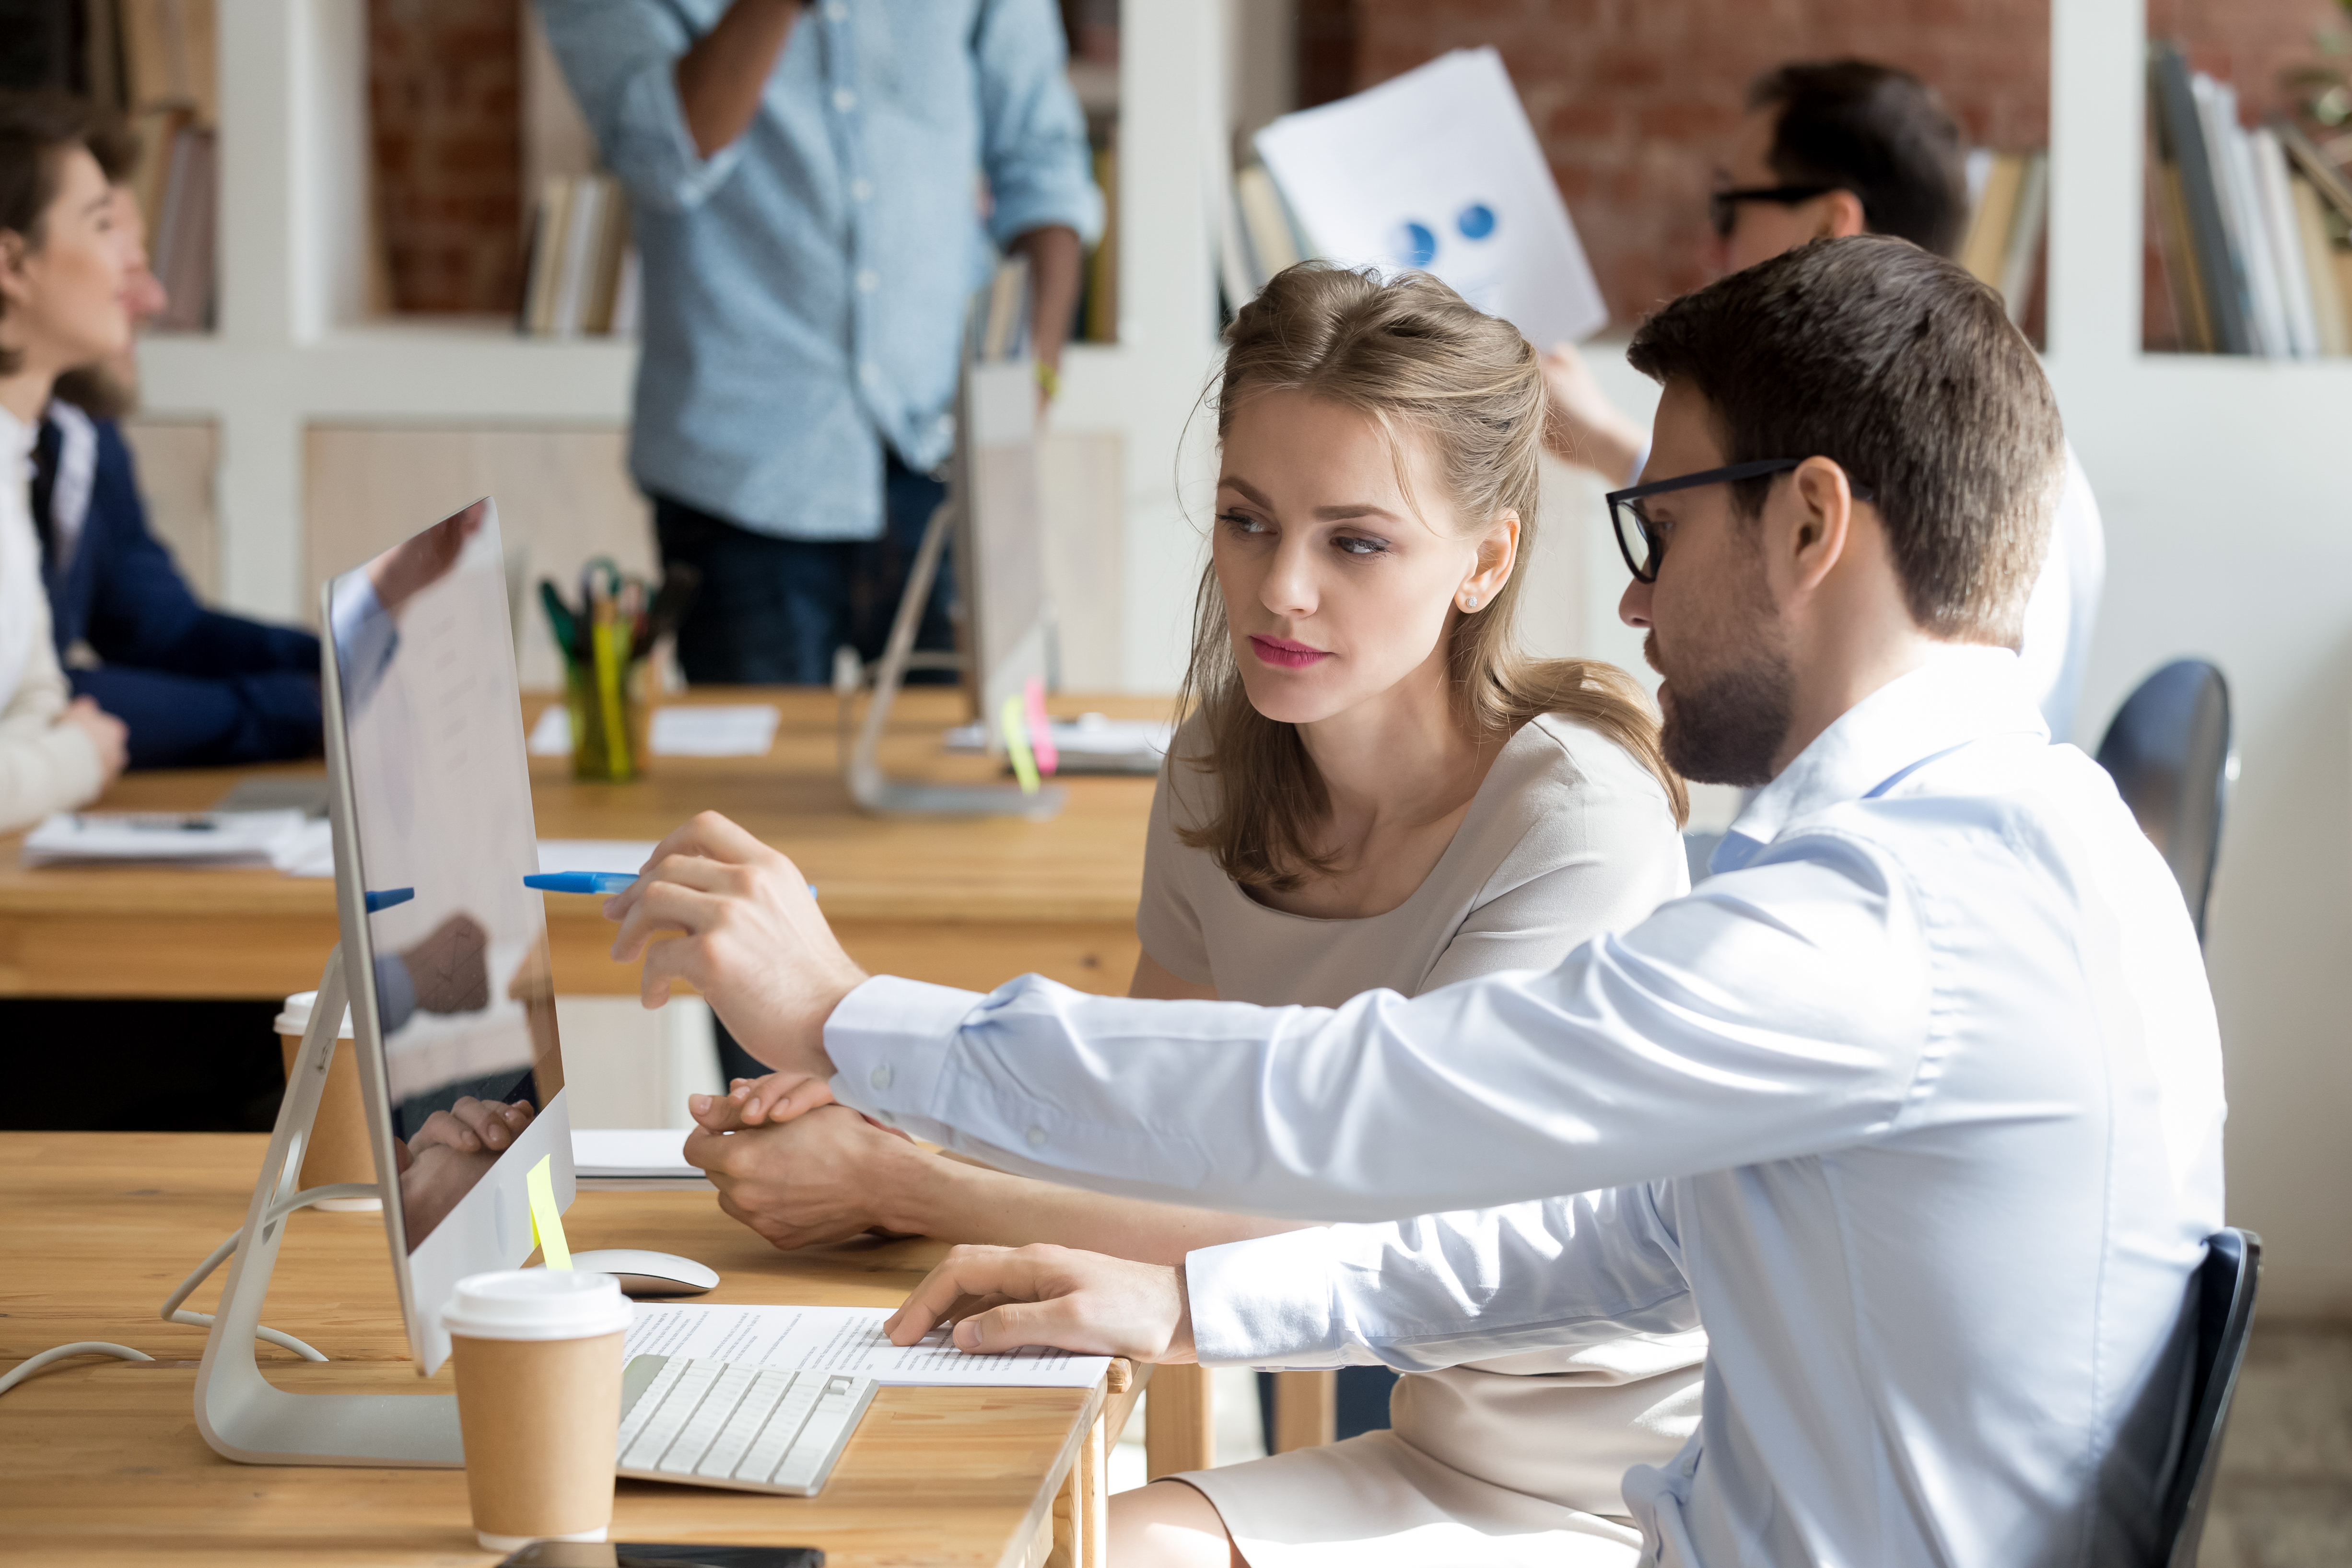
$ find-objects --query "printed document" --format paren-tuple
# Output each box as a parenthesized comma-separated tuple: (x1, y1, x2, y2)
(1255, 47, 1607, 348)
(627, 1302, 1110, 1389)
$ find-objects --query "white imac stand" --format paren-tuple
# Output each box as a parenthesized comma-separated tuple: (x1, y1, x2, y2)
(197, 498, 578, 1466)
(192, 943, 464, 1466)
(840, 350, 1064, 820)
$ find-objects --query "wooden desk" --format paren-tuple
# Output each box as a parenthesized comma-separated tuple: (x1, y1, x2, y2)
(0, 689, 1161, 1000)
(0, 1132, 1143, 1567)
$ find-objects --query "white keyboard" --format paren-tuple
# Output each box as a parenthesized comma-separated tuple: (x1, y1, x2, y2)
(615, 1354, 877, 1496)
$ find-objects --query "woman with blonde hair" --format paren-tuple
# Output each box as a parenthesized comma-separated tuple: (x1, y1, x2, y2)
(679, 262, 1704, 1566)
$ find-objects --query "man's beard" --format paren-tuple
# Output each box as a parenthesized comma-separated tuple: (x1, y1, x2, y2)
(1648, 628, 1793, 789)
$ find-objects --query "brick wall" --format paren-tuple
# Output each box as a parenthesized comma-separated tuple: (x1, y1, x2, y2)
(369, 0, 523, 315)
(1340, 0, 2344, 327)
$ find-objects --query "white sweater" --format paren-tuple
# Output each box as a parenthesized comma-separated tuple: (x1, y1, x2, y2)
(0, 404, 102, 832)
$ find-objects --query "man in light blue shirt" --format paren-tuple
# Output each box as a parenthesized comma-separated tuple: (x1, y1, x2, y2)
(539, 0, 1101, 684)
(603, 238, 2225, 1566)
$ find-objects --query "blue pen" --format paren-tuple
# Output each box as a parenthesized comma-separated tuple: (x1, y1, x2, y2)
(525, 871, 639, 895)
(526, 872, 819, 897)
(364, 888, 414, 913)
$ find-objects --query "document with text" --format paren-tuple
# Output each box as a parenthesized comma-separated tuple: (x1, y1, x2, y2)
(626, 1302, 1110, 1388)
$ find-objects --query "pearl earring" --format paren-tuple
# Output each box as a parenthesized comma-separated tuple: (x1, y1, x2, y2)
(1461, 592, 1479, 610)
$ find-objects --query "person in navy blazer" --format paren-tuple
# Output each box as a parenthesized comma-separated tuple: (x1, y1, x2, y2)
(35, 183, 320, 770)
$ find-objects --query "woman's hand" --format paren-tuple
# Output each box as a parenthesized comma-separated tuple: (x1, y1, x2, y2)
(690, 1071, 837, 1130)
(59, 696, 127, 786)
(885, 1243, 1196, 1363)
(683, 1104, 928, 1251)
(603, 811, 867, 1083)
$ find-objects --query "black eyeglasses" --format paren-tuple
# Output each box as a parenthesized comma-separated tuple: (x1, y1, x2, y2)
(1708, 184, 1841, 239)
(1606, 459, 1875, 584)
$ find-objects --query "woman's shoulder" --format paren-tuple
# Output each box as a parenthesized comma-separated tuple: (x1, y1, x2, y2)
(1499, 710, 1678, 816)
(1453, 711, 1685, 893)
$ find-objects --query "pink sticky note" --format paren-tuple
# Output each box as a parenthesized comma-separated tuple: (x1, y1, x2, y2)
(1024, 677, 1058, 775)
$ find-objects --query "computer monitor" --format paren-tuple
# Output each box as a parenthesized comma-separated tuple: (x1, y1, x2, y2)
(323, 497, 575, 1376)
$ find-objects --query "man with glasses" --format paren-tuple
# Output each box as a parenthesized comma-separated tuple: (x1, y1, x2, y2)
(601, 236, 2224, 1568)
(1545, 59, 2106, 743)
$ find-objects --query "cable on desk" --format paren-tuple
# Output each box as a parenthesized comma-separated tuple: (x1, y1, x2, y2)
(0, 1182, 381, 1399)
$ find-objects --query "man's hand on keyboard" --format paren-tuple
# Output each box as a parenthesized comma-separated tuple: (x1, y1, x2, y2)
(605, 811, 866, 1080)
(886, 1243, 1196, 1363)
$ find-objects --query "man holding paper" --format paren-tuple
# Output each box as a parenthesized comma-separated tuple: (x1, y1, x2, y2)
(1540, 59, 2106, 743)
(603, 239, 2221, 1568)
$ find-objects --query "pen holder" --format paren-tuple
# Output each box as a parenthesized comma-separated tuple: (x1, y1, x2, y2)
(564, 629, 646, 783)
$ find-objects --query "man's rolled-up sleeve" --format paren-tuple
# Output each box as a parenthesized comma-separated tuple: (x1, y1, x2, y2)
(535, 0, 746, 213)
(1187, 1186, 1697, 1371)
(971, 0, 1103, 247)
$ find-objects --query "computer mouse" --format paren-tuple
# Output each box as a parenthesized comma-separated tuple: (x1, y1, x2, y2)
(569, 1249, 720, 1298)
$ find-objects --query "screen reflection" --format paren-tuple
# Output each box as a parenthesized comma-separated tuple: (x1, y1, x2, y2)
(328, 501, 562, 1252)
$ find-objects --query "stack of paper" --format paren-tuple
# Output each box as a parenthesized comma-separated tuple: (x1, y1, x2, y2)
(573, 1128, 703, 1181)
(627, 1302, 1111, 1390)
(948, 713, 1171, 775)
(22, 810, 323, 870)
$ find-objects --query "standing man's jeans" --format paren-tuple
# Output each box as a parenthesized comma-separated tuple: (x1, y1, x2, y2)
(653, 454, 954, 1082)
(654, 453, 956, 686)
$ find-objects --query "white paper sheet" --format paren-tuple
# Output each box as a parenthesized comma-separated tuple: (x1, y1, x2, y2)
(573, 1127, 701, 1179)
(22, 809, 311, 867)
(626, 1302, 1111, 1389)
(534, 839, 662, 875)
(527, 704, 781, 758)
(649, 705, 781, 757)
(1255, 47, 1607, 349)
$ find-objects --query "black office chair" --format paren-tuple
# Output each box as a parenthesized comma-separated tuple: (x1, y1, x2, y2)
(2159, 1227, 2261, 1566)
(2095, 660, 2233, 943)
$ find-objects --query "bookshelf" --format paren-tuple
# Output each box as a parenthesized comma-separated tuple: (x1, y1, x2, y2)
(134, 0, 1226, 696)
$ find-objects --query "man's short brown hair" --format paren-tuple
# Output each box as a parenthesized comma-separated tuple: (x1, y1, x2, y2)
(1627, 234, 2062, 648)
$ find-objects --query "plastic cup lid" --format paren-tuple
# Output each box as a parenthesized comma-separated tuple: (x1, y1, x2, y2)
(275, 989, 355, 1039)
(441, 1269, 632, 1341)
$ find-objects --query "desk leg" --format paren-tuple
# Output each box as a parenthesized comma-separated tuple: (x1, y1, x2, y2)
(1144, 1362, 1215, 1479)
(1048, 1407, 1109, 1568)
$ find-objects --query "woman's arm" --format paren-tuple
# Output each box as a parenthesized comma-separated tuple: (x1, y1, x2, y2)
(682, 948, 1307, 1259)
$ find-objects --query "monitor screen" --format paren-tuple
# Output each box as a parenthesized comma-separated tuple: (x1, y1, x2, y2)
(325, 500, 567, 1291)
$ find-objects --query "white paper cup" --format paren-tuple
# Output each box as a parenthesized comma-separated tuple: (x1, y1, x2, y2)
(444, 1270, 632, 1553)
(274, 991, 379, 1210)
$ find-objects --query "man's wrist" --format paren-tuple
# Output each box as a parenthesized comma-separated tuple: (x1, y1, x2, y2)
(1166, 1262, 1197, 1364)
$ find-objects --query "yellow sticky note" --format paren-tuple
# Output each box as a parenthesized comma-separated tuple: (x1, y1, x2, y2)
(526, 1153, 571, 1270)
(998, 696, 1041, 796)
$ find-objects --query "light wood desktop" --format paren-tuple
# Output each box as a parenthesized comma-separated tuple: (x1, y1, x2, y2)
(0, 688, 1158, 1000)
(0, 684, 1294, 1487)
(0, 1132, 1142, 1567)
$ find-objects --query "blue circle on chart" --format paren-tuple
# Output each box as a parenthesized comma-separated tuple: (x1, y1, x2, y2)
(1392, 220, 1439, 269)
(1457, 203, 1498, 241)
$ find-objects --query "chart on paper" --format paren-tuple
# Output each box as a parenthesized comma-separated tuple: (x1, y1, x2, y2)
(626, 1303, 1110, 1388)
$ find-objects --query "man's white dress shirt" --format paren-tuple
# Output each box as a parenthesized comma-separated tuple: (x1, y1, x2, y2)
(828, 647, 2225, 1568)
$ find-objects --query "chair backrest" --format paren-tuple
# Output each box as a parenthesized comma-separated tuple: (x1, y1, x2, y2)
(2095, 659, 2233, 942)
(2160, 1227, 2262, 1568)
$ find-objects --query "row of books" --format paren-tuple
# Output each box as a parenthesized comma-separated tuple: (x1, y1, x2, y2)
(518, 174, 641, 339)
(1217, 164, 1310, 316)
(2151, 43, 2352, 358)
(1957, 149, 2049, 332)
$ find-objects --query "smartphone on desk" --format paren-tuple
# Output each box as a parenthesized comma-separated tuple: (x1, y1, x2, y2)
(499, 1545, 820, 1568)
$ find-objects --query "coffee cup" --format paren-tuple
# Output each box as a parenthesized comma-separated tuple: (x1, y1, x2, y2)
(275, 990, 379, 1209)
(443, 1269, 632, 1553)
